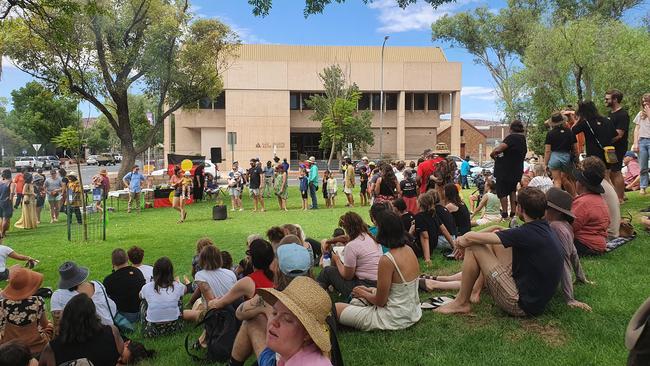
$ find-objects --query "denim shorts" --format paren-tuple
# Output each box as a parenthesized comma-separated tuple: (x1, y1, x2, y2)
(548, 151, 572, 171)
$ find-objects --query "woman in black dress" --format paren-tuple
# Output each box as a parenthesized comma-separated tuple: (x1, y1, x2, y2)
(192, 164, 205, 201)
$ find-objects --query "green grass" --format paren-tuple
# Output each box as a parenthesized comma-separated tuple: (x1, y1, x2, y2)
(3, 188, 649, 365)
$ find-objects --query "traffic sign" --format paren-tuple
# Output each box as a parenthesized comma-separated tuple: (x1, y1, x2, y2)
(32, 144, 42, 153)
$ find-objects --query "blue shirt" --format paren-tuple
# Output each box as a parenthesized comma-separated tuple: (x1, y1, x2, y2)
(299, 176, 308, 192)
(123, 172, 146, 193)
(460, 160, 470, 175)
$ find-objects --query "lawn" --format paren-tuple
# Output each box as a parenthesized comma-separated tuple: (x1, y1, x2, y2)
(2, 187, 648, 365)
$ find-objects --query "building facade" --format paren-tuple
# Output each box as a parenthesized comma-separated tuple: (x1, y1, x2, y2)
(163, 44, 462, 167)
(437, 119, 489, 163)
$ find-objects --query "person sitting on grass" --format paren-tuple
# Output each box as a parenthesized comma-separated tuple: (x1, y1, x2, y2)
(335, 209, 422, 331)
(127, 246, 153, 283)
(117, 339, 156, 365)
(470, 180, 502, 226)
(0, 340, 38, 366)
(435, 187, 563, 317)
(528, 164, 554, 193)
(432, 191, 458, 252)
(572, 157, 610, 256)
(0, 242, 37, 282)
(229, 242, 312, 366)
(139, 257, 188, 338)
(393, 198, 415, 237)
(444, 183, 472, 236)
(412, 191, 456, 265)
(208, 239, 275, 311)
(624, 151, 641, 192)
(317, 212, 382, 299)
(102, 248, 145, 323)
(39, 294, 123, 366)
(544, 187, 593, 312)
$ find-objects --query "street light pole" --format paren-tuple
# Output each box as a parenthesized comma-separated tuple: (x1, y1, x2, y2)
(379, 35, 389, 160)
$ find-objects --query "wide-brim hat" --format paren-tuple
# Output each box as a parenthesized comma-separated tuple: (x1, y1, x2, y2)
(258, 276, 332, 354)
(547, 112, 568, 127)
(67, 170, 77, 177)
(575, 170, 604, 194)
(361, 156, 369, 161)
(308, 156, 316, 163)
(1, 267, 44, 301)
(433, 143, 450, 155)
(545, 187, 575, 222)
(626, 297, 650, 350)
(57, 261, 89, 290)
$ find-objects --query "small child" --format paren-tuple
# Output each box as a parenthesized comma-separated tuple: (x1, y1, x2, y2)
(228, 172, 244, 211)
(181, 171, 193, 200)
(322, 170, 330, 207)
(359, 166, 369, 206)
(400, 169, 418, 214)
(326, 170, 337, 208)
(528, 164, 553, 193)
(471, 179, 501, 226)
(299, 168, 309, 211)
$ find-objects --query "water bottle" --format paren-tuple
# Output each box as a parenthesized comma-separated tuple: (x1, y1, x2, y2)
(322, 252, 331, 267)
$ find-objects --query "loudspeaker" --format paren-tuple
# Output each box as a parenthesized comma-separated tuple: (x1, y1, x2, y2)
(210, 147, 222, 163)
(213, 205, 227, 220)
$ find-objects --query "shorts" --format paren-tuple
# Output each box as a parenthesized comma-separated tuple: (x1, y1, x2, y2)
(495, 175, 521, 199)
(0, 268, 8, 281)
(229, 187, 241, 197)
(344, 187, 353, 195)
(476, 214, 502, 226)
(36, 195, 45, 208)
(437, 235, 455, 250)
(250, 188, 260, 197)
(485, 263, 526, 317)
(327, 192, 337, 199)
(301, 191, 308, 199)
(0, 201, 13, 219)
(47, 194, 61, 202)
(548, 151, 572, 172)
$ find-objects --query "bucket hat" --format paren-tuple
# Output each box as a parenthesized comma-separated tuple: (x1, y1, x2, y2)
(575, 169, 604, 194)
(546, 187, 575, 222)
(57, 261, 89, 290)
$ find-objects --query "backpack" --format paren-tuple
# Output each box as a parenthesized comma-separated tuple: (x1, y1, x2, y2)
(185, 306, 241, 363)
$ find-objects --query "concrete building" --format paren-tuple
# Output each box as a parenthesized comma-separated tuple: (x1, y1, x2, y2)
(163, 44, 462, 167)
(437, 119, 489, 163)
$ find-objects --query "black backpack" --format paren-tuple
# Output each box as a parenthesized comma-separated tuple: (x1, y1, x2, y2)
(185, 305, 241, 363)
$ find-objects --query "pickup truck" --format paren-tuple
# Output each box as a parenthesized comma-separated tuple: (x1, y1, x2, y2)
(14, 156, 42, 171)
(96, 153, 117, 166)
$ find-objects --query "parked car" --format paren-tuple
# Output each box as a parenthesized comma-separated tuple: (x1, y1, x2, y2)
(448, 155, 478, 168)
(96, 153, 116, 166)
(37, 156, 51, 170)
(86, 155, 98, 165)
(46, 156, 61, 169)
(14, 156, 42, 171)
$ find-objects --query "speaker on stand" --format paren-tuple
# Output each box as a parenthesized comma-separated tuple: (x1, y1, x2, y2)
(210, 147, 227, 220)
(210, 147, 222, 164)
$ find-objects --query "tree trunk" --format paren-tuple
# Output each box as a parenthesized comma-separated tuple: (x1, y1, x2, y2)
(76, 160, 87, 241)
(574, 66, 584, 102)
(115, 104, 137, 183)
(327, 139, 336, 170)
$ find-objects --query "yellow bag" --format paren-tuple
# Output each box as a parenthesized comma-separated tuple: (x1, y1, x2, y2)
(603, 146, 618, 164)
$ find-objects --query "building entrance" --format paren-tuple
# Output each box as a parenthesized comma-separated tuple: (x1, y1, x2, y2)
(290, 133, 325, 161)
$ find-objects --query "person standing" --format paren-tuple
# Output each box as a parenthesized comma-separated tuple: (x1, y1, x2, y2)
(281, 158, 290, 173)
(263, 161, 274, 198)
(572, 101, 616, 174)
(57, 168, 68, 217)
(343, 157, 355, 207)
(248, 159, 265, 212)
(170, 167, 186, 223)
(606, 89, 630, 202)
(15, 173, 38, 229)
(12, 167, 24, 209)
(0, 170, 15, 238)
(460, 156, 471, 190)
(192, 163, 205, 202)
(44, 170, 62, 224)
(544, 112, 578, 197)
(122, 165, 146, 213)
(33, 169, 45, 225)
(632, 94, 650, 196)
(491, 120, 527, 221)
(308, 156, 319, 209)
(274, 164, 288, 211)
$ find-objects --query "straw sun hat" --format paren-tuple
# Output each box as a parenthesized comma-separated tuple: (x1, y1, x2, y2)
(1, 267, 44, 301)
(258, 276, 332, 354)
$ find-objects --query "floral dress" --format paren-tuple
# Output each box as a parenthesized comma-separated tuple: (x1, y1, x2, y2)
(0, 296, 52, 355)
(274, 171, 288, 200)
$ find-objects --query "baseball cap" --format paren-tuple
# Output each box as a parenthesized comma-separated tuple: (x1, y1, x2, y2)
(277, 243, 311, 277)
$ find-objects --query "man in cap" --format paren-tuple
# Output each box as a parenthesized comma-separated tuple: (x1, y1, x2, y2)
(307, 156, 319, 209)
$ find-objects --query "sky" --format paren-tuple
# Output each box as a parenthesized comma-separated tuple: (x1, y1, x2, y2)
(0, 0, 646, 121)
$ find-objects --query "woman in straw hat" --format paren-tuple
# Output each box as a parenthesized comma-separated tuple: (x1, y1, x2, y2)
(257, 276, 333, 366)
(0, 267, 53, 356)
(544, 112, 578, 196)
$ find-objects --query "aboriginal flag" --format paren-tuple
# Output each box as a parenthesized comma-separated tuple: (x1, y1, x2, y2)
(153, 188, 193, 208)
(166, 154, 206, 176)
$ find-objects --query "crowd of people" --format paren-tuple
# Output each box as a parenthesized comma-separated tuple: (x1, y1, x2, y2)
(1, 90, 650, 365)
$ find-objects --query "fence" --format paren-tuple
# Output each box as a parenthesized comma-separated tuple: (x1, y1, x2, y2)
(66, 187, 106, 242)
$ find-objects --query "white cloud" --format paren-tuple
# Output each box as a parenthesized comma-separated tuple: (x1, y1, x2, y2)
(205, 14, 270, 44)
(461, 111, 504, 120)
(461, 86, 497, 101)
(1, 56, 18, 69)
(368, 0, 477, 33)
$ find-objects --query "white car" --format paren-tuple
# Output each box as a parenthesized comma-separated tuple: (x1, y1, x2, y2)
(86, 155, 98, 165)
(14, 156, 42, 171)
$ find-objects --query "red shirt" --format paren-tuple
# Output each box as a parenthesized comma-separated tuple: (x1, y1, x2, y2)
(416, 157, 443, 193)
(572, 192, 609, 252)
(248, 269, 274, 289)
(13, 173, 24, 194)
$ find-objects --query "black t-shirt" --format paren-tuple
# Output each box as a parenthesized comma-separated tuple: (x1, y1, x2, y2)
(495, 220, 563, 316)
(610, 108, 630, 152)
(414, 211, 441, 255)
(103, 266, 145, 313)
(400, 179, 417, 198)
(494, 133, 526, 179)
(400, 212, 414, 233)
(572, 116, 616, 160)
(435, 204, 457, 237)
(545, 126, 577, 153)
(248, 166, 262, 189)
(450, 202, 471, 235)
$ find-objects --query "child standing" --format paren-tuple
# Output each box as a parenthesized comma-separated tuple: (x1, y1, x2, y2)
(400, 169, 418, 214)
(322, 170, 330, 207)
(228, 172, 244, 211)
(359, 166, 369, 206)
(299, 169, 309, 211)
(326, 171, 337, 208)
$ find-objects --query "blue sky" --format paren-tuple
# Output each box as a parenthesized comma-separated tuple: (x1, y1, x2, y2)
(1, 0, 646, 120)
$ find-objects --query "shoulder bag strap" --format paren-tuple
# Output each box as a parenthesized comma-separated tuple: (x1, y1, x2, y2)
(96, 281, 116, 321)
(583, 119, 605, 150)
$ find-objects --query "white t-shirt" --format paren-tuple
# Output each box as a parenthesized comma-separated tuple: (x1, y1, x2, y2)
(137, 264, 154, 283)
(0, 245, 14, 272)
(194, 268, 237, 299)
(140, 281, 185, 322)
(633, 112, 650, 139)
(50, 281, 117, 326)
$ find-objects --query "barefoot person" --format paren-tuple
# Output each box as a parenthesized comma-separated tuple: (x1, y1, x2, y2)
(170, 167, 186, 223)
(0, 169, 15, 238)
(436, 187, 563, 317)
(44, 170, 62, 224)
